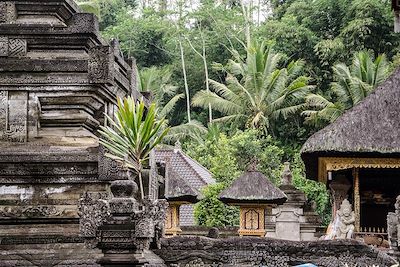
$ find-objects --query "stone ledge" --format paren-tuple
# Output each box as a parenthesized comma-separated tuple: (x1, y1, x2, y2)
(155, 236, 397, 267)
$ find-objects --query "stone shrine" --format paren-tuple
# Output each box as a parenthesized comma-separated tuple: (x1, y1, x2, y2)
(219, 162, 287, 237)
(266, 162, 322, 241)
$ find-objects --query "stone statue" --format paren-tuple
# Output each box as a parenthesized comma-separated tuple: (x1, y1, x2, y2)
(335, 199, 355, 239)
(387, 195, 400, 250)
(281, 162, 292, 186)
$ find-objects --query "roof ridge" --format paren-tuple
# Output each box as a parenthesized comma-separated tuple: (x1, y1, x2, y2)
(176, 150, 212, 185)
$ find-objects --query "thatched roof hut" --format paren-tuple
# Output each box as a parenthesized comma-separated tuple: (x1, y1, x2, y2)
(301, 68, 400, 180)
(219, 167, 287, 205)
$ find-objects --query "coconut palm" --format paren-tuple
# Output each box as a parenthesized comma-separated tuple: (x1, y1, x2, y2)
(138, 67, 207, 142)
(303, 51, 389, 126)
(138, 67, 184, 119)
(98, 97, 169, 200)
(192, 41, 314, 134)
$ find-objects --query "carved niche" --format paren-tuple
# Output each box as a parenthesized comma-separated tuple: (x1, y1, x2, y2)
(0, 2, 17, 23)
(0, 90, 28, 142)
(238, 206, 265, 237)
(88, 45, 114, 84)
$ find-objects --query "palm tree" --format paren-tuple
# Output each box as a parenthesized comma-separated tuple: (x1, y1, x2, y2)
(137, 67, 184, 118)
(303, 51, 389, 126)
(138, 67, 207, 142)
(192, 41, 314, 134)
(99, 97, 169, 200)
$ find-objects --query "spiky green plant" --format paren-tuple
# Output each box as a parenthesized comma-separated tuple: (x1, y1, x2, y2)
(192, 40, 313, 133)
(99, 97, 169, 199)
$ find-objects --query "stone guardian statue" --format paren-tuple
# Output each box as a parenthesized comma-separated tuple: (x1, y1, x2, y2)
(335, 199, 355, 239)
(387, 195, 400, 250)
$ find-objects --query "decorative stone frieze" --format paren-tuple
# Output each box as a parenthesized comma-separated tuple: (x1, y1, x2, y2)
(156, 236, 397, 267)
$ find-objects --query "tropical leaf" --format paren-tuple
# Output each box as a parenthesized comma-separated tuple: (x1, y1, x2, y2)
(192, 40, 312, 133)
(99, 97, 169, 199)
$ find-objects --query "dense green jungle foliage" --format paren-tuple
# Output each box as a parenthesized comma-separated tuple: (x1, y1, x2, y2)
(76, 0, 399, 227)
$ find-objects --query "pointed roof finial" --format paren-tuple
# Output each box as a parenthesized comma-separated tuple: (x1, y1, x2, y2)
(174, 140, 182, 151)
(247, 158, 259, 172)
(281, 162, 293, 185)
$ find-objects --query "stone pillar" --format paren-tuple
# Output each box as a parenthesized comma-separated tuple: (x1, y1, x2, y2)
(79, 177, 168, 267)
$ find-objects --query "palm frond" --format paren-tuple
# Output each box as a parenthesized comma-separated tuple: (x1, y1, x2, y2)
(159, 93, 184, 118)
(192, 90, 242, 115)
(163, 120, 207, 143)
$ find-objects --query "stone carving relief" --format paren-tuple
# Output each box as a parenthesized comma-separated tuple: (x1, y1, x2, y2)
(0, 37, 27, 57)
(88, 46, 113, 84)
(98, 145, 126, 180)
(0, 91, 28, 142)
(0, 37, 8, 56)
(79, 176, 168, 264)
(0, 91, 7, 134)
(8, 39, 27, 57)
(0, 2, 16, 23)
(0, 205, 64, 218)
(77, 191, 110, 248)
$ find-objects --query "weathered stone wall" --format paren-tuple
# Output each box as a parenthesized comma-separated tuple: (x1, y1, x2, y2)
(0, 1, 141, 265)
(155, 236, 397, 267)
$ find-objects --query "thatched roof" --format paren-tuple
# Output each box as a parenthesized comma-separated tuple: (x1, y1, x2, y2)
(301, 68, 400, 179)
(165, 163, 200, 203)
(219, 169, 287, 205)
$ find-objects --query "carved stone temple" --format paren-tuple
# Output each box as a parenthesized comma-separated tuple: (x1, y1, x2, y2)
(0, 1, 145, 265)
(0, 1, 399, 266)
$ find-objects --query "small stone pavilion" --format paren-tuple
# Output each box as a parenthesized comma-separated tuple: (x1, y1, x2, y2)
(301, 67, 400, 240)
(219, 163, 287, 237)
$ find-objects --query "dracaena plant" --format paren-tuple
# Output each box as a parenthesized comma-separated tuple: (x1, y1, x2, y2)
(99, 97, 169, 200)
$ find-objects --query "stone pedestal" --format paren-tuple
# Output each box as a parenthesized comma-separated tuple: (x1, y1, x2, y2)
(79, 179, 168, 267)
(267, 184, 321, 241)
(266, 163, 322, 241)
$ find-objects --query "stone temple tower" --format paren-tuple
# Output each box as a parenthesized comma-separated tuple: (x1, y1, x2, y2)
(0, 1, 143, 265)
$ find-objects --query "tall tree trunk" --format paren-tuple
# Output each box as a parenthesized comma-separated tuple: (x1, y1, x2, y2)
(202, 36, 212, 123)
(159, 0, 167, 12)
(179, 38, 191, 123)
(186, 31, 212, 123)
(240, 0, 251, 48)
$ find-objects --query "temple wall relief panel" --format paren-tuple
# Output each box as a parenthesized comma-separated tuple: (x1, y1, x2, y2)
(0, 90, 28, 142)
